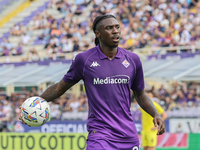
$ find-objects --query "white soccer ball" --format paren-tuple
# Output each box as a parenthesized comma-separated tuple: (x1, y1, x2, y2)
(20, 96, 50, 127)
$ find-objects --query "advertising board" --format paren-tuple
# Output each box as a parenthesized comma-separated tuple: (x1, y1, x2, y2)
(2, 133, 199, 150)
(14, 120, 169, 133)
(169, 118, 200, 133)
(1, 133, 87, 150)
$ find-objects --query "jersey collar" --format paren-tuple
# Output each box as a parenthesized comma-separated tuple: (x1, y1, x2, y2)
(96, 44, 122, 60)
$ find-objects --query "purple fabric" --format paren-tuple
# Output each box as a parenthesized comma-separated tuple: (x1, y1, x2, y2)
(16, 46, 22, 54)
(178, 97, 187, 103)
(2, 48, 9, 56)
(63, 45, 144, 142)
(195, 100, 200, 106)
(31, 12, 38, 15)
(86, 134, 139, 150)
(81, 21, 88, 27)
(190, 37, 196, 41)
(34, 40, 44, 45)
(131, 110, 141, 121)
(187, 98, 196, 102)
(157, 37, 165, 43)
(3, 33, 9, 36)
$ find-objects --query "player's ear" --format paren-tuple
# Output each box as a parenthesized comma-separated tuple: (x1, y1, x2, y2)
(95, 30, 100, 38)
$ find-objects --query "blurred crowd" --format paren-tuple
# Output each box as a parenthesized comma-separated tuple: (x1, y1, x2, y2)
(131, 82, 200, 121)
(0, 87, 88, 132)
(1, 0, 200, 132)
(1, 0, 200, 59)
(0, 82, 200, 132)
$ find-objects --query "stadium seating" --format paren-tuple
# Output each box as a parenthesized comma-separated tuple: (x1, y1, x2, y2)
(0, 0, 16, 14)
(0, 0, 200, 123)
(0, 0, 199, 63)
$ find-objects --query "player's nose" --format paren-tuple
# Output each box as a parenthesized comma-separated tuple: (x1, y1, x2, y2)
(112, 27, 119, 34)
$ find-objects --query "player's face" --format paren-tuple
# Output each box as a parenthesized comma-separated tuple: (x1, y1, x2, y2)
(97, 18, 121, 48)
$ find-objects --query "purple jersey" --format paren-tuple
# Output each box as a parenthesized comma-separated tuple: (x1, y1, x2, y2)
(63, 45, 144, 143)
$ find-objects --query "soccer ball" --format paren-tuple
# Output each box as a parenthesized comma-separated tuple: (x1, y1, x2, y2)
(20, 96, 50, 127)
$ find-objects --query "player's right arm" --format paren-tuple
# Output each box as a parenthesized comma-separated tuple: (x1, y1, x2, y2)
(39, 79, 76, 102)
(19, 79, 75, 125)
(19, 53, 84, 124)
(40, 52, 86, 102)
(40, 53, 85, 102)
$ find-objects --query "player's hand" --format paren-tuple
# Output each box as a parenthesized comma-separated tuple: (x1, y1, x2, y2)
(19, 106, 31, 127)
(153, 115, 165, 135)
(151, 126, 157, 131)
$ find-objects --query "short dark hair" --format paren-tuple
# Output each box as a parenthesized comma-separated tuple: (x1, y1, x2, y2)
(92, 14, 116, 46)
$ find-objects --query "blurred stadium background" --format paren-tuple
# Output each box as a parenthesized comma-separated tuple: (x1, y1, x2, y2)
(0, 0, 200, 149)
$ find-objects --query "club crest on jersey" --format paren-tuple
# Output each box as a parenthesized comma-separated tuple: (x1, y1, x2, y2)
(122, 60, 130, 68)
(90, 61, 100, 67)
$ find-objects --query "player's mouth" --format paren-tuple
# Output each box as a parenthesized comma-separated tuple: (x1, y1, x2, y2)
(112, 36, 120, 42)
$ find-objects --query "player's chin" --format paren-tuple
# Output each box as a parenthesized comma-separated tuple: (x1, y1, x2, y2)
(111, 43, 119, 48)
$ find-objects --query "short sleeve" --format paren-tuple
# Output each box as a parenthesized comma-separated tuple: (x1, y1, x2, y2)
(131, 55, 145, 91)
(63, 54, 84, 83)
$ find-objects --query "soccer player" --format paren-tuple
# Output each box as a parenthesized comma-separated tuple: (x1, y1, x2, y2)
(141, 91, 167, 150)
(20, 14, 165, 150)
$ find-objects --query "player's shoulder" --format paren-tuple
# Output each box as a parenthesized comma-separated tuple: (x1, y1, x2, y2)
(118, 47, 141, 63)
(73, 47, 98, 63)
(119, 47, 140, 59)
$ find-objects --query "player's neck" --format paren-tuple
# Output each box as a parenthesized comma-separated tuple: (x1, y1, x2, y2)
(99, 44, 118, 60)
